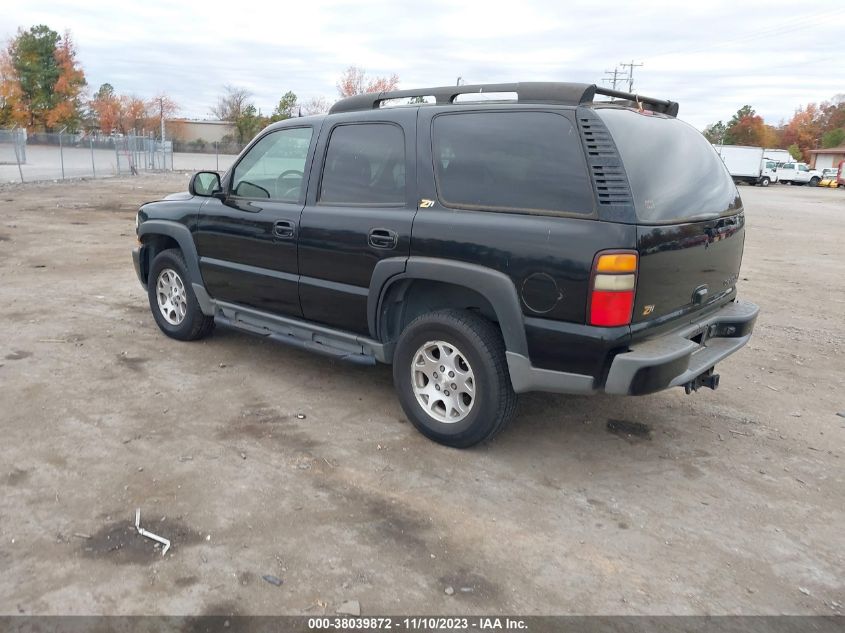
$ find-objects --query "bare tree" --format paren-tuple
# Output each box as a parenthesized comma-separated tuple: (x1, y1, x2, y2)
(337, 66, 365, 97)
(336, 66, 399, 97)
(300, 95, 331, 115)
(210, 85, 253, 122)
(147, 93, 180, 138)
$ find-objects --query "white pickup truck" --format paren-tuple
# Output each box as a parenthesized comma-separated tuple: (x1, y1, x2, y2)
(776, 162, 822, 186)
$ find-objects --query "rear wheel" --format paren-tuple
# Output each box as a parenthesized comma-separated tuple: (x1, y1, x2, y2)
(393, 309, 517, 448)
(148, 249, 214, 341)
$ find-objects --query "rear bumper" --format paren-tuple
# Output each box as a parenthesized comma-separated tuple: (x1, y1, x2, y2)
(507, 299, 758, 396)
(604, 299, 758, 395)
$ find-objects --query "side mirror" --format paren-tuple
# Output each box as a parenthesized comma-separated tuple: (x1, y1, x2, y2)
(189, 171, 222, 197)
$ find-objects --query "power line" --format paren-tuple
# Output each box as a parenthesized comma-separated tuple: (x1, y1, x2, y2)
(641, 9, 844, 62)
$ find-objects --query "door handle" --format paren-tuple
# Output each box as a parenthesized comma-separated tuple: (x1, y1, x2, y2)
(273, 220, 296, 239)
(368, 228, 398, 249)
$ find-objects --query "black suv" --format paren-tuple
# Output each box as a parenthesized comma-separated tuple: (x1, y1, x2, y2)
(133, 82, 758, 448)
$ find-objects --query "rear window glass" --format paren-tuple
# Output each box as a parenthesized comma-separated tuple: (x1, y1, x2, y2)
(597, 108, 740, 223)
(432, 111, 593, 215)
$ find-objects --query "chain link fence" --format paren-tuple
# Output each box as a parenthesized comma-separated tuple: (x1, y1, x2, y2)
(0, 129, 242, 184)
(0, 128, 27, 180)
(172, 139, 246, 172)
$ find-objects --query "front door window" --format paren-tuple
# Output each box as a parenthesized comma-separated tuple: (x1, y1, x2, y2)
(231, 127, 313, 202)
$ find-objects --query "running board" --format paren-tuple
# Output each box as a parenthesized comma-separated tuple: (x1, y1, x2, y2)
(214, 301, 390, 365)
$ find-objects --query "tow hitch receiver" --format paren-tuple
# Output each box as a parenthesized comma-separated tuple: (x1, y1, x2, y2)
(684, 368, 720, 394)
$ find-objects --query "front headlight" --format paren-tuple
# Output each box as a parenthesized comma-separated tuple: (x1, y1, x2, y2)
(135, 212, 140, 233)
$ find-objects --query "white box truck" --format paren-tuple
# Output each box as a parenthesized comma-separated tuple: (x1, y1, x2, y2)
(713, 145, 778, 186)
(763, 148, 793, 165)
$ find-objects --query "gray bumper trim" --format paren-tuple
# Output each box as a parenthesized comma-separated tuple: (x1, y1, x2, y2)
(132, 247, 145, 287)
(191, 283, 216, 317)
(506, 352, 596, 394)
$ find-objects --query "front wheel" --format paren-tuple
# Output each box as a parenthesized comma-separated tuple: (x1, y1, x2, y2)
(808, 177, 820, 187)
(392, 309, 517, 448)
(760, 177, 770, 187)
(147, 249, 214, 341)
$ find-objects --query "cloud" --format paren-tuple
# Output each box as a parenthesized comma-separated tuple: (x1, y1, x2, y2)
(2, 0, 843, 128)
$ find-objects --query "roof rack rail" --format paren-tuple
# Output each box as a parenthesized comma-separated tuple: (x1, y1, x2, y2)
(328, 82, 679, 117)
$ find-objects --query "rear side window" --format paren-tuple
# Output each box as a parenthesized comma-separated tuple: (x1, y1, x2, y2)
(432, 111, 593, 215)
(597, 108, 740, 224)
(320, 123, 405, 205)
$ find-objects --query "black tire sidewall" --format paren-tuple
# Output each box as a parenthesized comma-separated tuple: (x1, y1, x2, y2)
(393, 317, 503, 447)
(147, 250, 204, 340)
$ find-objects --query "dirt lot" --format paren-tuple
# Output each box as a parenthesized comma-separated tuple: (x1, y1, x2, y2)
(0, 175, 843, 616)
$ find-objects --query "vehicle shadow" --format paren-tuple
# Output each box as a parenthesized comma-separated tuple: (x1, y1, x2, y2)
(209, 325, 692, 458)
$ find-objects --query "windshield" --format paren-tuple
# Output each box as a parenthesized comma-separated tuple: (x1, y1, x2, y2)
(596, 107, 741, 224)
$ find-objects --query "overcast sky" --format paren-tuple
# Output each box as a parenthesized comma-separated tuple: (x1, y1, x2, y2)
(3, 0, 843, 129)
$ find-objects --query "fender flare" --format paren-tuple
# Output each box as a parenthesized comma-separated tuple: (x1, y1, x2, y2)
(369, 256, 528, 357)
(137, 220, 214, 315)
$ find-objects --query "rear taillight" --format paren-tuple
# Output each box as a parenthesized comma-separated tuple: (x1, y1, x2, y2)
(588, 251, 638, 327)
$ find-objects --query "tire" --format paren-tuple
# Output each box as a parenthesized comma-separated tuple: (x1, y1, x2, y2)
(147, 249, 214, 341)
(809, 177, 820, 187)
(760, 177, 770, 187)
(392, 309, 517, 448)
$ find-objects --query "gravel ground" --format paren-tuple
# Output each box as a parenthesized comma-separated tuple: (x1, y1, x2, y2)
(0, 174, 843, 616)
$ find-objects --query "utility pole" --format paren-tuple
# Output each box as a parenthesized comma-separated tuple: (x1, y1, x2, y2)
(158, 96, 166, 169)
(602, 67, 622, 91)
(158, 97, 165, 141)
(619, 60, 643, 93)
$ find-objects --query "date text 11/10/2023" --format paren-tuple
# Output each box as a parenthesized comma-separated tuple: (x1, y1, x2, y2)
(306, 616, 528, 630)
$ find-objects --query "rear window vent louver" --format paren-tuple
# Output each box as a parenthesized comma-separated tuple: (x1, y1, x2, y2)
(580, 123, 616, 157)
(592, 165, 632, 205)
(577, 112, 634, 213)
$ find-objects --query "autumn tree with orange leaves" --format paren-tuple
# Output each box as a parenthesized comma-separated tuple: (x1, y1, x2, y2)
(780, 103, 825, 162)
(704, 97, 845, 163)
(89, 83, 180, 137)
(89, 83, 119, 133)
(727, 112, 780, 148)
(0, 25, 86, 131)
(337, 66, 399, 97)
